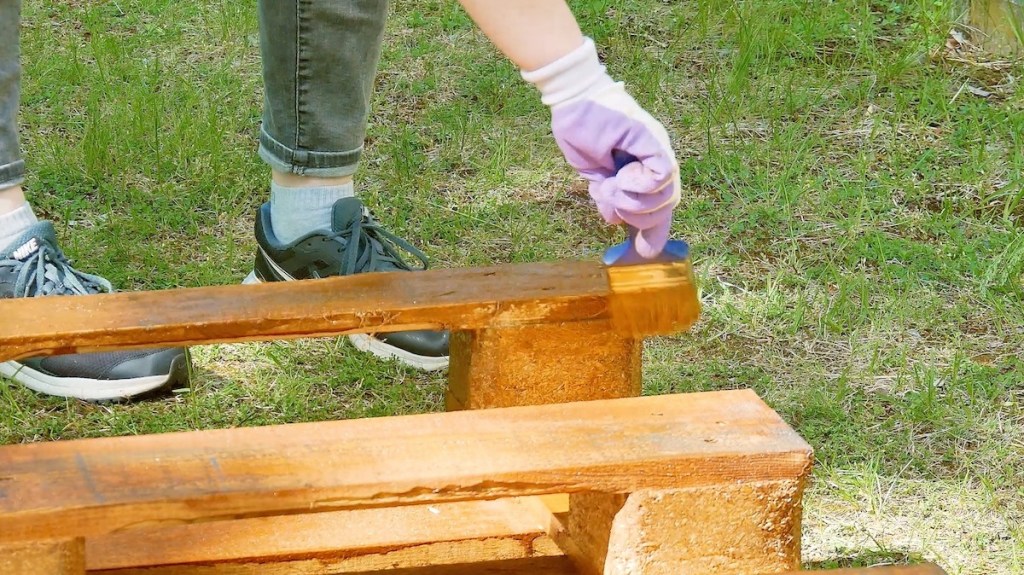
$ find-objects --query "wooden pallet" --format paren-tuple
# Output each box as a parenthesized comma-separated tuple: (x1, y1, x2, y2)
(0, 259, 943, 574)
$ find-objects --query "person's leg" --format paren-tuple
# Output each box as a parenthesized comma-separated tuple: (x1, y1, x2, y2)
(0, 0, 23, 191)
(252, 0, 448, 370)
(257, 0, 386, 244)
(257, 0, 384, 180)
(0, 0, 36, 251)
(0, 0, 190, 400)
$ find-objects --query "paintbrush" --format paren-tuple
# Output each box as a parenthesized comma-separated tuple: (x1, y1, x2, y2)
(604, 229, 700, 337)
(603, 152, 700, 337)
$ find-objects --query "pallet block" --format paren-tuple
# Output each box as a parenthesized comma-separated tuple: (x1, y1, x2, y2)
(447, 320, 805, 575)
(558, 482, 804, 575)
(447, 321, 641, 410)
(0, 391, 812, 574)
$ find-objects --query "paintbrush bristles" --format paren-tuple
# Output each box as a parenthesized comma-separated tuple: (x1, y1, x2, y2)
(605, 260, 700, 337)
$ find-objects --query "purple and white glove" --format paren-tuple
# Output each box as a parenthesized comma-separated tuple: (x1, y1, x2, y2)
(522, 38, 680, 258)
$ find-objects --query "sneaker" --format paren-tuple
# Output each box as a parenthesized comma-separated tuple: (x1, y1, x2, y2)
(244, 198, 449, 371)
(0, 222, 191, 401)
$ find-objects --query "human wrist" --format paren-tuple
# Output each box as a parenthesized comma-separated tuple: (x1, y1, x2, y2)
(520, 37, 615, 108)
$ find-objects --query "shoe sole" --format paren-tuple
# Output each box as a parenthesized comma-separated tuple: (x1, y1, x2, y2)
(244, 271, 450, 372)
(347, 333, 450, 372)
(0, 354, 190, 402)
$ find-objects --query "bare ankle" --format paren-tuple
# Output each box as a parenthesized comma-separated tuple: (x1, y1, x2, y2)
(0, 185, 27, 216)
(271, 170, 354, 189)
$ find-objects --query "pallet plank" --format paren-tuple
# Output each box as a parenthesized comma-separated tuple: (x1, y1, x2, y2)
(0, 390, 811, 543)
(86, 499, 556, 572)
(0, 538, 85, 575)
(91, 556, 578, 575)
(0, 260, 698, 361)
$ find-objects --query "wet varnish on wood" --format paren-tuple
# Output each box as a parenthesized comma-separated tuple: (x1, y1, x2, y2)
(0, 260, 698, 361)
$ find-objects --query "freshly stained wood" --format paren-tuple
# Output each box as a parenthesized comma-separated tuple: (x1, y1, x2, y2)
(87, 499, 557, 572)
(0, 390, 811, 543)
(0, 260, 699, 361)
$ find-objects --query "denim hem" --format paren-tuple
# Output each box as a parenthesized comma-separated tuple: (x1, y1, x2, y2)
(0, 160, 25, 190)
(258, 128, 361, 178)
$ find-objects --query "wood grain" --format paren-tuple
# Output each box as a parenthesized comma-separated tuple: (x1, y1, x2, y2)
(0, 390, 811, 543)
(548, 481, 805, 575)
(90, 555, 578, 575)
(447, 322, 641, 411)
(594, 481, 804, 575)
(87, 499, 556, 572)
(0, 260, 698, 362)
(90, 560, 947, 575)
(0, 538, 85, 575)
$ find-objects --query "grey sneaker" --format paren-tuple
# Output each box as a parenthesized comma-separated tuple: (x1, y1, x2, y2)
(0, 222, 190, 401)
(244, 198, 449, 371)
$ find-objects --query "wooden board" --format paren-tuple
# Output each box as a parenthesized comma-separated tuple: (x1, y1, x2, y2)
(87, 499, 558, 572)
(91, 555, 579, 575)
(0, 260, 698, 361)
(0, 390, 811, 543)
(0, 538, 84, 575)
(91, 559, 946, 575)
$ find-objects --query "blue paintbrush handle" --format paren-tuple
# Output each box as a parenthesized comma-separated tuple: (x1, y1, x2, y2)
(602, 151, 689, 265)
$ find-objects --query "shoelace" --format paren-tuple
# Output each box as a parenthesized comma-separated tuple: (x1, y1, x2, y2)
(325, 209, 429, 276)
(2, 242, 112, 297)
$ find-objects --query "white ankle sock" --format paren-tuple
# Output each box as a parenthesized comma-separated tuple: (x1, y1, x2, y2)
(269, 181, 355, 245)
(0, 202, 39, 253)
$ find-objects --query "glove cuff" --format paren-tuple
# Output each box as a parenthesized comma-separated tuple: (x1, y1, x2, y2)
(520, 37, 615, 108)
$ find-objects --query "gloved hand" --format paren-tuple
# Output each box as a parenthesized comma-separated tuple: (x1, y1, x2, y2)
(522, 38, 680, 258)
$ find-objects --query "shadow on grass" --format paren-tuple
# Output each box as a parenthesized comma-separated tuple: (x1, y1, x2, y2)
(805, 549, 930, 570)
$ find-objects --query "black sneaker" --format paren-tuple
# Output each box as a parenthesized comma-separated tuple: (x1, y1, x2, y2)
(244, 198, 449, 371)
(0, 222, 190, 401)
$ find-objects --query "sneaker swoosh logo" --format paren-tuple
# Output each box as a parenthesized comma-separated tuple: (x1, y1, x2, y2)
(261, 247, 296, 281)
(12, 238, 40, 261)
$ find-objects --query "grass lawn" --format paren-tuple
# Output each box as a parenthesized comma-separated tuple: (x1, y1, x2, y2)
(3, 1, 1023, 572)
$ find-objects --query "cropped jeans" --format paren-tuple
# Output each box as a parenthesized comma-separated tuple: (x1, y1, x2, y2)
(0, 0, 388, 191)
